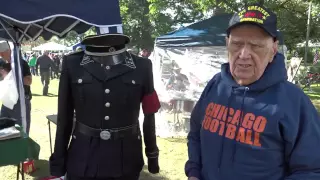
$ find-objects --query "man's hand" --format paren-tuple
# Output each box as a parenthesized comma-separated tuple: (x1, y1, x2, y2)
(188, 177, 200, 180)
(148, 157, 160, 174)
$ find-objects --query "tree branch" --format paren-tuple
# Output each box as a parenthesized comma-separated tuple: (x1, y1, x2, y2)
(279, 0, 291, 7)
(219, 0, 239, 12)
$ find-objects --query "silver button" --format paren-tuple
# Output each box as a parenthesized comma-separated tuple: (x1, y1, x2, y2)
(132, 80, 135, 84)
(100, 130, 111, 140)
(101, 64, 103, 67)
(78, 79, 83, 84)
(105, 102, 111, 107)
(138, 135, 141, 140)
(104, 116, 110, 120)
(73, 135, 76, 139)
(106, 66, 110, 70)
(105, 89, 110, 94)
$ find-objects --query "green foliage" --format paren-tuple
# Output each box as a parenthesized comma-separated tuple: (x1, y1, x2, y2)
(120, 0, 208, 50)
(120, 0, 154, 50)
(308, 65, 320, 73)
(287, 51, 294, 60)
(296, 47, 320, 63)
(178, 0, 320, 51)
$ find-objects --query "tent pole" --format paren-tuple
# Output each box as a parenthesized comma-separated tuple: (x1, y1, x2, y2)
(304, 2, 312, 66)
(0, 22, 27, 133)
(14, 29, 27, 134)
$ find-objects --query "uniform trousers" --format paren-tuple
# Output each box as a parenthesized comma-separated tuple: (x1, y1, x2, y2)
(66, 173, 140, 180)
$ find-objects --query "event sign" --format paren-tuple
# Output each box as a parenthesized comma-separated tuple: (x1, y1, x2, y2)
(287, 57, 303, 82)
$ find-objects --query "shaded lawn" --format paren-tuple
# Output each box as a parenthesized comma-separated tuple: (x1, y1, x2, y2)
(304, 85, 320, 111)
(0, 76, 188, 180)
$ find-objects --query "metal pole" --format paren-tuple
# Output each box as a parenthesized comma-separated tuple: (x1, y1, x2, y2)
(304, 2, 312, 66)
(48, 120, 53, 154)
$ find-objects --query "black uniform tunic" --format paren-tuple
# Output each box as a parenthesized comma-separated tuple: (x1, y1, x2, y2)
(49, 51, 160, 178)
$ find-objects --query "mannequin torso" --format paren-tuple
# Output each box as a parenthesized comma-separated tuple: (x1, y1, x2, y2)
(50, 49, 160, 179)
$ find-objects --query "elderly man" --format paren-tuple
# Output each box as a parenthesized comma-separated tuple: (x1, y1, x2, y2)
(185, 4, 320, 180)
(0, 41, 33, 135)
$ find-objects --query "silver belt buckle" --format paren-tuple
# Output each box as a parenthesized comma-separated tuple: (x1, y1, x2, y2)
(100, 130, 111, 140)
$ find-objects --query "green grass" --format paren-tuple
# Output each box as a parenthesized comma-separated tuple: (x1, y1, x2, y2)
(0, 76, 188, 180)
(304, 84, 320, 111)
(1, 77, 320, 180)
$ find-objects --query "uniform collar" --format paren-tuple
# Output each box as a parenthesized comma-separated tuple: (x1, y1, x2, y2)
(80, 51, 136, 69)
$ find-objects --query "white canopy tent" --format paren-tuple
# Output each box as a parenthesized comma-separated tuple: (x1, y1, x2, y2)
(32, 41, 71, 51)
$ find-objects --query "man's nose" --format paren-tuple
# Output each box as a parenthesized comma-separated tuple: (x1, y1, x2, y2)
(239, 45, 252, 59)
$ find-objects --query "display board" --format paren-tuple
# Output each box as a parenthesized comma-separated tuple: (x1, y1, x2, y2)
(150, 46, 227, 137)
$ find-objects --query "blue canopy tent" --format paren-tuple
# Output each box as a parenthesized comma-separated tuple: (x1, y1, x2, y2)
(156, 13, 284, 47)
(0, 0, 123, 133)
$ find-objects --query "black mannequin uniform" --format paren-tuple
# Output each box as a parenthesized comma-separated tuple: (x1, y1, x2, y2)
(49, 34, 161, 180)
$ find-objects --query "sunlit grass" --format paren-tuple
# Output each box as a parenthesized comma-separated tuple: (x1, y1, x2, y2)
(304, 84, 320, 111)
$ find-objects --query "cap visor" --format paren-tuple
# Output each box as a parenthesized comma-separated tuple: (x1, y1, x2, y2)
(227, 22, 276, 38)
(81, 34, 130, 47)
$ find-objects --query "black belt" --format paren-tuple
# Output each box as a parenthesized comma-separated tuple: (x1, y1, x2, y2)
(74, 121, 139, 140)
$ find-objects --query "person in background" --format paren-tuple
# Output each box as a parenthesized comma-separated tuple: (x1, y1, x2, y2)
(0, 41, 32, 135)
(139, 49, 151, 58)
(185, 4, 320, 180)
(35, 52, 40, 76)
(23, 52, 28, 61)
(49, 53, 55, 79)
(166, 67, 189, 91)
(53, 54, 60, 79)
(28, 54, 37, 76)
(36, 51, 55, 96)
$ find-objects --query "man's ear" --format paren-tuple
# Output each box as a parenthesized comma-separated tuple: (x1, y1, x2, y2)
(273, 40, 279, 56)
(225, 37, 229, 47)
(269, 40, 279, 63)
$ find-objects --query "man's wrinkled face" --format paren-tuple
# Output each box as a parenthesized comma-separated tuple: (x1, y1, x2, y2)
(226, 24, 278, 86)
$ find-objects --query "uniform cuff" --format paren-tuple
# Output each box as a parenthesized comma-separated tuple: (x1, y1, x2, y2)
(142, 91, 160, 114)
(187, 169, 201, 179)
(146, 151, 159, 159)
(49, 154, 67, 177)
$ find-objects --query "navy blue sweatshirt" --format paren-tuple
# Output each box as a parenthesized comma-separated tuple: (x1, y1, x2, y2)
(185, 53, 320, 180)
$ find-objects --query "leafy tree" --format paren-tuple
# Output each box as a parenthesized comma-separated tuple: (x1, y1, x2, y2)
(120, 0, 207, 51)
(120, 0, 153, 50)
(177, 0, 320, 51)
